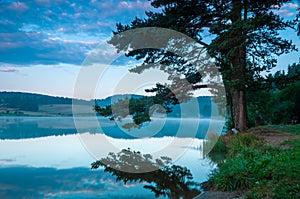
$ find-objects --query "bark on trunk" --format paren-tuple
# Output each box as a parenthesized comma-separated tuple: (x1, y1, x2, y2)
(230, 88, 247, 132)
(238, 89, 247, 131)
(229, 0, 248, 132)
(230, 90, 243, 131)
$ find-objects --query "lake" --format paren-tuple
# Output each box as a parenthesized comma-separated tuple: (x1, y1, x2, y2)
(0, 116, 224, 198)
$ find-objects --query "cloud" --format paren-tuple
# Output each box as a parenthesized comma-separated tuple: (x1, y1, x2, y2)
(118, 0, 152, 10)
(0, 0, 153, 66)
(273, 9, 297, 17)
(0, 63, 23, 73)
(272, 2, 299, 17)
(0, 159, 15, 164)
(35, 0, 52, 6)
(0, 26, 103, 65)
(0, 166, 106, 198)
(282, 3, 300, 9)
(0, 166, 152, 198)
(48, 37, 99, 45)
(6, 2, 29, 12)
(271, 2, 299, 18)
(0, 67, 19, 73)
(0, 41, 24, 49)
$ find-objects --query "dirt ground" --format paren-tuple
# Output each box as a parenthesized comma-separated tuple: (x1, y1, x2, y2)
(194, 191, 245, 199)
(250, 128, 294, 148)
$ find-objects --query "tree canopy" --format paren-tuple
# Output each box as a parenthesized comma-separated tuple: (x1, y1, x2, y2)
(247, 62, 300, 125)
(96, 0, 298, 132)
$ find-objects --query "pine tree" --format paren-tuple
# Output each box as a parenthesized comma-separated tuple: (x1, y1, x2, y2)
(108, 0, 297, 131)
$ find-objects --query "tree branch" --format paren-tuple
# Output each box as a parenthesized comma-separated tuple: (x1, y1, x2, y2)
(164, 84, 224, 99)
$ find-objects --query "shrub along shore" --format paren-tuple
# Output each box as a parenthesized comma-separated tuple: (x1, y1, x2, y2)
(202, 125, 300, 199)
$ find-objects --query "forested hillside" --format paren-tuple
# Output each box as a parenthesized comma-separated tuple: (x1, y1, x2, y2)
(0, 92, 87, 116)
(0, 92, 72, 111)
(0, 92, 214, 117)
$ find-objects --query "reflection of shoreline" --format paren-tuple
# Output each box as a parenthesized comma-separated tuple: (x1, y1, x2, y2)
(0, 116, 224, 140)
(0, 133, 215, 182)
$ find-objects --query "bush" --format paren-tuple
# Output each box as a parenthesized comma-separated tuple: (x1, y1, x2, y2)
(227, 133, 264, 157)
(210, 138, 227, 153)
(208, 133, 300, 198)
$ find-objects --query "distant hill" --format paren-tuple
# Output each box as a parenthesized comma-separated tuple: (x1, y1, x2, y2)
(0, 92, 89, 116)
(95, 94, 143, 107)
(168, 96, 213, 118)
(0, 92, 214, 118)
(0, 92, 72, 111)
(96, 94, 213, 118)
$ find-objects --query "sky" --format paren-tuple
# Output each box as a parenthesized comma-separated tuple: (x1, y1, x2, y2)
(0, 0, 299, 99)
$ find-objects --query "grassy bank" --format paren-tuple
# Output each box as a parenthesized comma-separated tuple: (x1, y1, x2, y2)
(206, 125, 300, 198)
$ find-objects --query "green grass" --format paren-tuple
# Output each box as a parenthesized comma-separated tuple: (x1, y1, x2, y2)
(227, 133, 265, 158)
(208, 125, 300, 198)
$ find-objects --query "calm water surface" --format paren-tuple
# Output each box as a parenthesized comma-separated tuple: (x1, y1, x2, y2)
(0, 116, 221, 198)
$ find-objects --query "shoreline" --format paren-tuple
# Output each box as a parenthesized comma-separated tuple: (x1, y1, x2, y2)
(195, 125, 299, 199)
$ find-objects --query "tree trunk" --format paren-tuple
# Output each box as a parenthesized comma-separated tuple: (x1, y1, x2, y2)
(229, 0, 248, 132)
(230, 88, 247, 132)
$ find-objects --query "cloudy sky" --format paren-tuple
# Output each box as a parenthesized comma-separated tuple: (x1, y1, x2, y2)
(0, 0, 299, 99)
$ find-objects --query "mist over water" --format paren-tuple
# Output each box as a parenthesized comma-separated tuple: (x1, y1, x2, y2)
(0, 116, 218, 139)
(0, 116, 219, 198)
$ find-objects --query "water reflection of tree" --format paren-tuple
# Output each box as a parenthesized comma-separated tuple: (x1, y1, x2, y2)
(91, 148, 201, 198)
